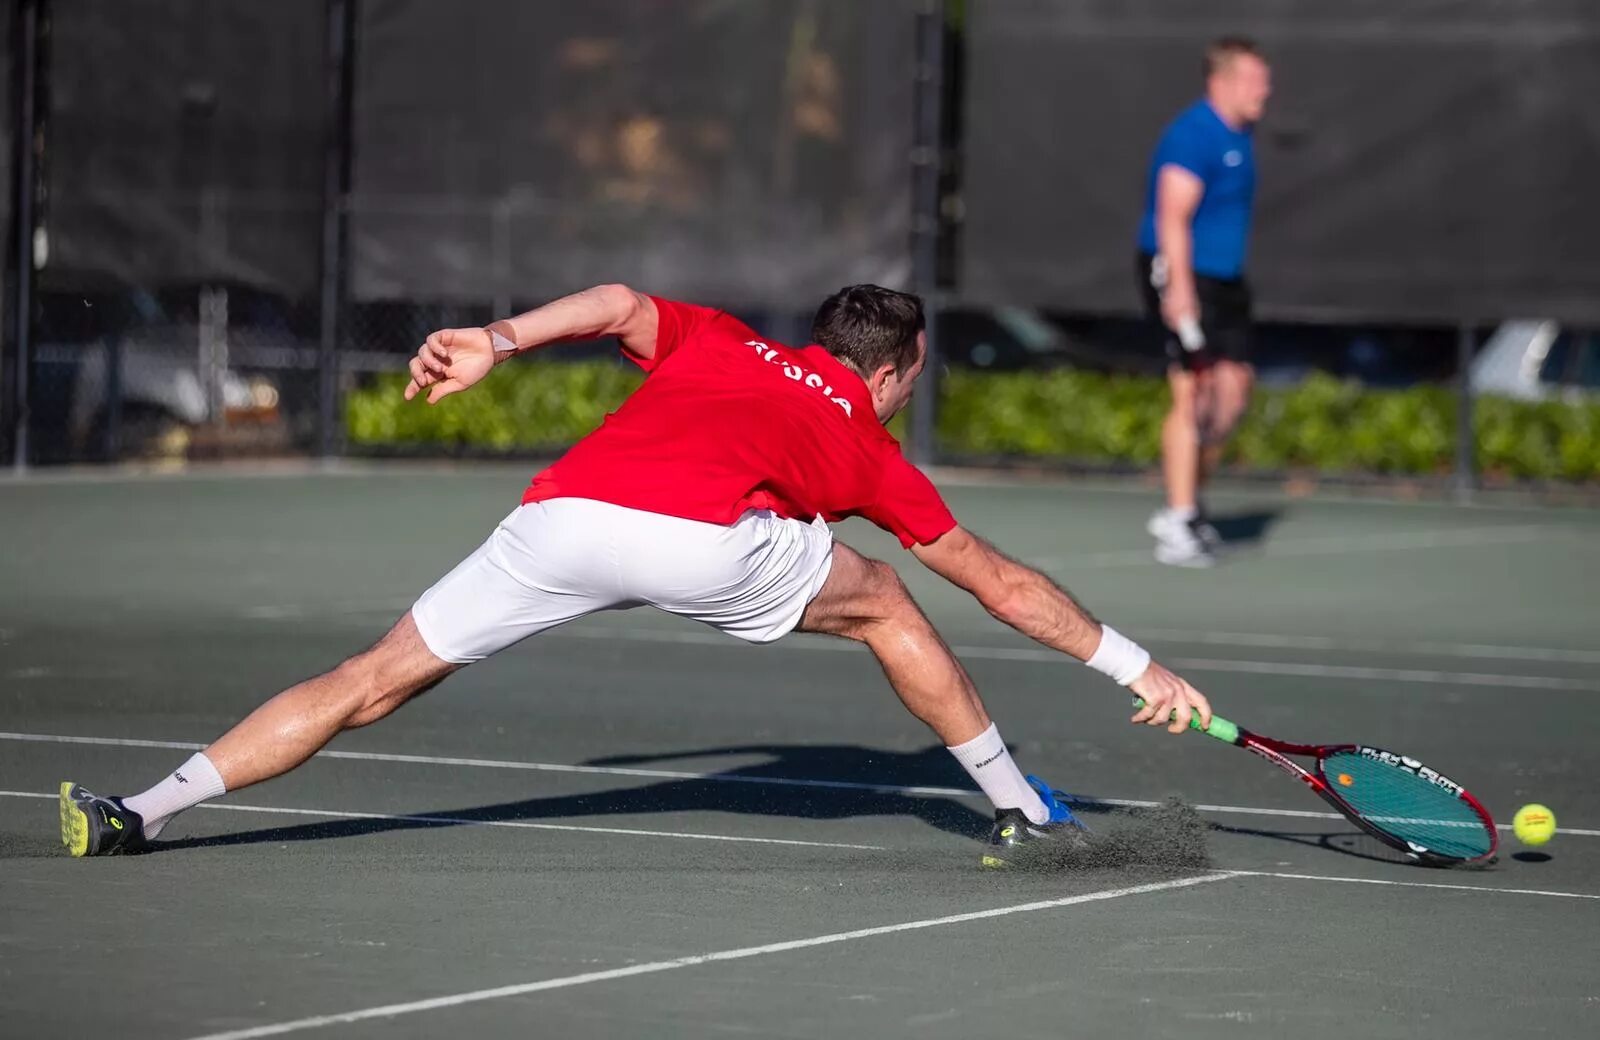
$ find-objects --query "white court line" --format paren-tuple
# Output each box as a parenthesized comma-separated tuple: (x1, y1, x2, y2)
(1138, 628, 1600, 666)
(1029, 523, 1566, 570)
(15, 776, 1593, 901)
(1229, 869, 1600, 901)
(544, 627, 1600, 692)
(1162, 656, 1600, 692)
(0, 731, 988, 797)
(0, 460, 528, 487)
(1247, 523, 1561, 558)
(7, 731, 1598, 838)
(6, 460, 1589, 518)
(179, 872, 1240, 1040)
(921, 469, 1600, 515)
(235, 600, 1600, 667)
(242, 599, 412, 621)
(0, 791, 882, 851)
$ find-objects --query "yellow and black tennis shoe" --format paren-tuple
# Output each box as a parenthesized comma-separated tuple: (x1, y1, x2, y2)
(981, 775, 1088, 869)
(59, 782, 148, 857)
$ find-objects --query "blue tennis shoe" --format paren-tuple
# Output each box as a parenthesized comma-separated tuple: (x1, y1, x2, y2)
(981, 775, 1088, 868)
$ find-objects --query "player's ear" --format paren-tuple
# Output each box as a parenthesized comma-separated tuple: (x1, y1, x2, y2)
(868, 362, 898, 399)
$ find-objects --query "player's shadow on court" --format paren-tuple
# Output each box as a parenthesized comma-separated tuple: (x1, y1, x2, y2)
(156, 743, 999, 852)
(1205, 508, 1282, 549)
(1206, 820, 1487, 869)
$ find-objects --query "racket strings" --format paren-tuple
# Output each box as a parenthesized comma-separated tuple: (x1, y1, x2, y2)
(1321, 751, 1494, 860)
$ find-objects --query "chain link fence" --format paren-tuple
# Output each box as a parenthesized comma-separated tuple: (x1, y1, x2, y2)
(7, 0, 917, 465)
(4, 1, 1598, 484)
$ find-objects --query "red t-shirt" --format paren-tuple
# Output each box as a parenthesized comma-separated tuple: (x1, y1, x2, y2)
(522, 297, 957, 548)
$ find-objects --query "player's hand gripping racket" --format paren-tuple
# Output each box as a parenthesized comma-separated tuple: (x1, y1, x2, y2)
(1134, 698, 1498, 865)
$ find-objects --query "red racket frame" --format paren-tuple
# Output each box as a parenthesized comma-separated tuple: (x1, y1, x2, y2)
(1228, 724, 1499, 866)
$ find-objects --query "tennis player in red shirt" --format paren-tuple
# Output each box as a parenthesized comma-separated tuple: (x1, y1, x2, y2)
(61, 284, 1211, 867)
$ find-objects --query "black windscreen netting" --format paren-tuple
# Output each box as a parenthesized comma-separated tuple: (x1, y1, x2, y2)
(960, 0, 1600, 323)
(1, 5, 13, 370)
(44, 0, 326, 296)
(349, 0, 916, 306)
(1, 5, 12, 280)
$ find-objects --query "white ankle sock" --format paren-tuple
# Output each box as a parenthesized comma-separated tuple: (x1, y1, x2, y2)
(1168, 504, 1198, 522)
(946, 723, 1049, 824)
(123, 752, 227, 841)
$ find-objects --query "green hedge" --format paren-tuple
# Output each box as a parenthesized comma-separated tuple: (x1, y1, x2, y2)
(346, 362, 645, 450)
(345, 363, 1600, 481)
(940, 369, 1600, 481)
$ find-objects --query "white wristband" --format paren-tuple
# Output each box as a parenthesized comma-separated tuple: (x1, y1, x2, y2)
(1086, 624, 1151, 686)
(1176, 316, 1206, 352)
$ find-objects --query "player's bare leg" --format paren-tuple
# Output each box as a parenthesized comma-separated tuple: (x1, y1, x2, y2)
(797, 543, 1081, 854)
(799, 542, 989, 745)
(1161, 366, 1202, 513)
(203, 612, 457, 791)
(1199, 359, 1253, 481)
(61, 613, 457, 855)
(1181, 358, 1252, 552)
(1150, 367, 1216, 566)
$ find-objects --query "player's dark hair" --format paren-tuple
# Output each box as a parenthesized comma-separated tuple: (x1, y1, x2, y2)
(811, 285, 925, 376)
(1204, 36, 1262, 79)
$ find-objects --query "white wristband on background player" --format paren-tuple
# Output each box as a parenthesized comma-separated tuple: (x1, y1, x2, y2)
(1086, 624, 1151, 686)
(1175, 316, 1206, 352)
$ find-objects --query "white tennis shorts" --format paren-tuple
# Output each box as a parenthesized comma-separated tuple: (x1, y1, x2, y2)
(412, 498, 835, 663)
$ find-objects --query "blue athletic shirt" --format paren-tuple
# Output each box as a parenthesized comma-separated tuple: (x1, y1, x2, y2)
(1137, 100, 1256, 280)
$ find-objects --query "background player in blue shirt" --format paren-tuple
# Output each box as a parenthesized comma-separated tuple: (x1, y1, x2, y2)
(1137, 37, 1272, 566)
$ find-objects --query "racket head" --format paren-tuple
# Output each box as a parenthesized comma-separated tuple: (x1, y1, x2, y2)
(1312, 745, 1498, 865)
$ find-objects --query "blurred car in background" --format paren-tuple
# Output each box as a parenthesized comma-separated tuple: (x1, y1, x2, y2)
(933, 307, 1461, 387)
(1470, 320, 1600, 401)
(67, 332, 283, 458)
(33, 285, 297, 461)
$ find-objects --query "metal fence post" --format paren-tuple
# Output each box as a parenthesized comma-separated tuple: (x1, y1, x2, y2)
(103, 332, 121, 459)
(317, 0, 355, 459)
(1454, 322, 1476, 502)
(199, 284, 229, 429)
(6, 0, 47, 472)
(908, 0, 945, 466)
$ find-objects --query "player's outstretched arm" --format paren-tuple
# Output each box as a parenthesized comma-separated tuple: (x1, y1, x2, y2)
(486, 283, 660, 363)
(405, 284, 659, 404)
(911, 525, 1211, 733)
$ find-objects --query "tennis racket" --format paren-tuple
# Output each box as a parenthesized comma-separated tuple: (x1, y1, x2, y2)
(1135, 699, 1498, 865)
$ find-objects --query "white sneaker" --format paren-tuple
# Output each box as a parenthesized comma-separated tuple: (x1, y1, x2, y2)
(1147, 509, 1216, 568)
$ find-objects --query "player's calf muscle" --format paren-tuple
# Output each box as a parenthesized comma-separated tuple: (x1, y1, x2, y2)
(323, 615, 456, 727)
(338, 666, 409, 728)
(347, 664, 452, 727)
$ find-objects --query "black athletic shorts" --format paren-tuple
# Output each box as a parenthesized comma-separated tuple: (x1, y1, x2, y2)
(1136, 252, 1253, 370)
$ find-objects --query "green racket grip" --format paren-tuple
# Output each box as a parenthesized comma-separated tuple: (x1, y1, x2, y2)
(1130, 697, 1239, 744)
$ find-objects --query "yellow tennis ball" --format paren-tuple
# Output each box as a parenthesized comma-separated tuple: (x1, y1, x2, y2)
(1513, 804, 1556, 846)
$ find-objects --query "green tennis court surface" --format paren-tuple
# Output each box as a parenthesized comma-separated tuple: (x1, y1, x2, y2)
(3, 465, 1597, 1038)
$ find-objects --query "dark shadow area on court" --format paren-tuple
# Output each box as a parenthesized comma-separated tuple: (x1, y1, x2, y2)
(1207, 507, 1284, 547)
(1207, 820, 1498, 870)
(156, 743, 998, 851)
